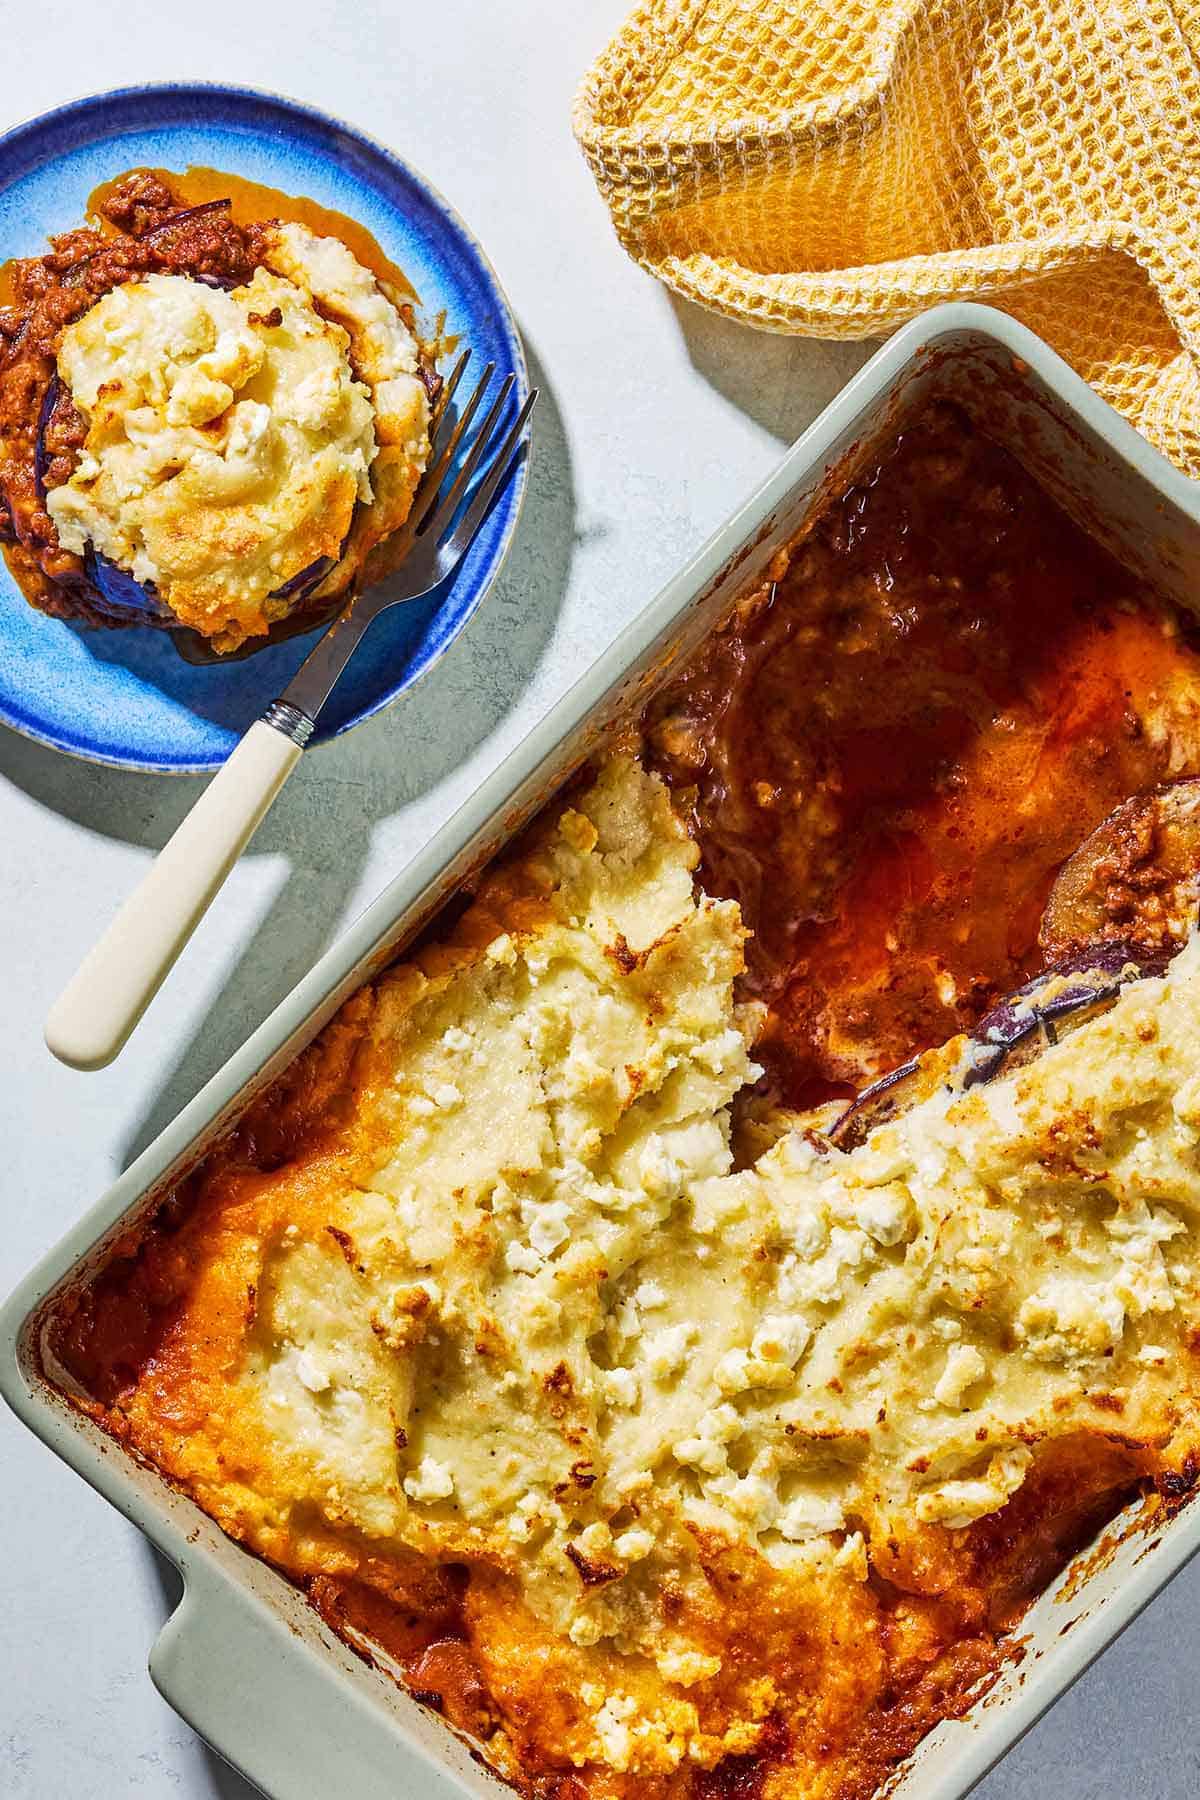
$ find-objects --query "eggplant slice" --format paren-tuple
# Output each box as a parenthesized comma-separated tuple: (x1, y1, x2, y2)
(827, 1054, 935, 1151)
(828, 942, 1171, 1151)
(830, 781, 1200, 1151)
(81, 547, 344, 661)
(959, 941, 1174, 1087)
(1040, 779, 1200, 962)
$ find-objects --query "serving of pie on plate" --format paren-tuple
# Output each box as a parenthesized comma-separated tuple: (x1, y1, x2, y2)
(0, 169, 439, 654)
(49, 403, 1200, 1798)
(0, 85, 527, 770)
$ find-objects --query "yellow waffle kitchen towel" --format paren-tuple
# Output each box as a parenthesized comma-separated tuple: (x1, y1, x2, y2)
(573, 0, 1200, 476)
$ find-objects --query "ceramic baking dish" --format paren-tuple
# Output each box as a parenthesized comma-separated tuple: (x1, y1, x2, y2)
(6, 302, 1200, 1800)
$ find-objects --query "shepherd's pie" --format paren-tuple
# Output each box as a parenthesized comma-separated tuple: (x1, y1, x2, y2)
(55, 756, 1200, 1797)
(0, 169, 434, 650)
(51, 408, 1200, 1799)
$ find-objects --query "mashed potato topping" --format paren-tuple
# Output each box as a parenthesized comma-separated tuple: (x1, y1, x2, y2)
(45, 224, 429, 649)
(261, 223, 430, 591)
(80, 757, 1200, 1788)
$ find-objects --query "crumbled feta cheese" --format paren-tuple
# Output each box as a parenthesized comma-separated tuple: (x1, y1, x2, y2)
(637, 1137, 685, 1198)
(656, 1648, 721, 1685)
(714, 1344, 797, 1394)
(674, 1404, 740, 1474)
(575, 1521, 614, 1559)
(751, 1313, 812, 1366)
(603, 1368, 640, 1408)
(933, 1344, 988, 1408)
(1018, 1278, 1127, 1363)
(527, 1199, 572, 1258)
(645, 1323, 697, 1381)
(777, 1493, 845, 1541)
(850, 1184, 913, 1246)
(293, 1349, 331, 1394)
(634, 1279, 669, 1310)
(404, 1456, 455, 1504)
(707, 1471, 778, 1530)
(592, 1693, 636, 1765)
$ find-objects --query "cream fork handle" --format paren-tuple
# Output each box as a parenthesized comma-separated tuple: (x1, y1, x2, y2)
(44, 713, 306, 1070)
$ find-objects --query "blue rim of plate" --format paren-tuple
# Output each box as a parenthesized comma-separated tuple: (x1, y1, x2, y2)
(0, 84, 529, 774)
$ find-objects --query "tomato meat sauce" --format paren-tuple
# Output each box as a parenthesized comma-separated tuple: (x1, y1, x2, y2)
(644, 401, 1200, 1111)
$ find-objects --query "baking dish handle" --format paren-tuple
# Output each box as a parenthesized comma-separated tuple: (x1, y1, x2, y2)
(150, 1564, 472, 1800)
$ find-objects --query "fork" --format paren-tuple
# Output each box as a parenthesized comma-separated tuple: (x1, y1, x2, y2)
(45, 357, 536, 1070)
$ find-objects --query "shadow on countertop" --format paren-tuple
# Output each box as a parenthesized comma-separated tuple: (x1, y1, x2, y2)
(666, 290, 882, 444)
(0, 336, 575, 1167)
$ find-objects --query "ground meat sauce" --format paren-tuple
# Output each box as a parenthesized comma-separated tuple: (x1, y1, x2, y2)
(644, 402, 1200, 1111)
(0, 171, 271, 624)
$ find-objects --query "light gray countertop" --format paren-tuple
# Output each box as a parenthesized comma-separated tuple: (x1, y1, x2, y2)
(2, 3, 1197, 1794)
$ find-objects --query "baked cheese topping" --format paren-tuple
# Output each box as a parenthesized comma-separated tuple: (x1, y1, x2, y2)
(87, 759, 1200, 1787)
(262, 223, 430, 592)
(46, 224, 429, 649)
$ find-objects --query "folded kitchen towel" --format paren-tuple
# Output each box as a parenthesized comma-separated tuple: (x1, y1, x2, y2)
(573, 0, 1200, 475)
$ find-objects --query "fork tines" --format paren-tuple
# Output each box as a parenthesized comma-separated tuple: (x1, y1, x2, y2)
(414, 353, 536, 548)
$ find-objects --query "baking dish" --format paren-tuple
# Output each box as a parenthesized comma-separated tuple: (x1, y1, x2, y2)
(6, 301, 1200, 1800)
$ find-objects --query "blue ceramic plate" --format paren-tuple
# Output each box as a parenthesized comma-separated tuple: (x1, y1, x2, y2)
(0, 85, 528, 772)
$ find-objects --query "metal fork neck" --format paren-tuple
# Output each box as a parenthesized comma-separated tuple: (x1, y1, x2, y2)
(276, 602, 369, 724)
(261, 698, 317, 747)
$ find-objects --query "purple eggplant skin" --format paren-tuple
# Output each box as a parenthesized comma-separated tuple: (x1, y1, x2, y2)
(829, 940, 1175, 1148)
(33, 375, 64, 503)
(270, 555, 336, 602)
(139, 199, 233, 244)
(84, 549, 166, 620)
(83, 549, 337, 625)
(827, 1057, 923, 1151)
(962, 941, 1172, 1089)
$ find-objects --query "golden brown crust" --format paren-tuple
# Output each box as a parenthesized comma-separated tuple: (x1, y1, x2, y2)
(49, 761, 1200, 1800)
